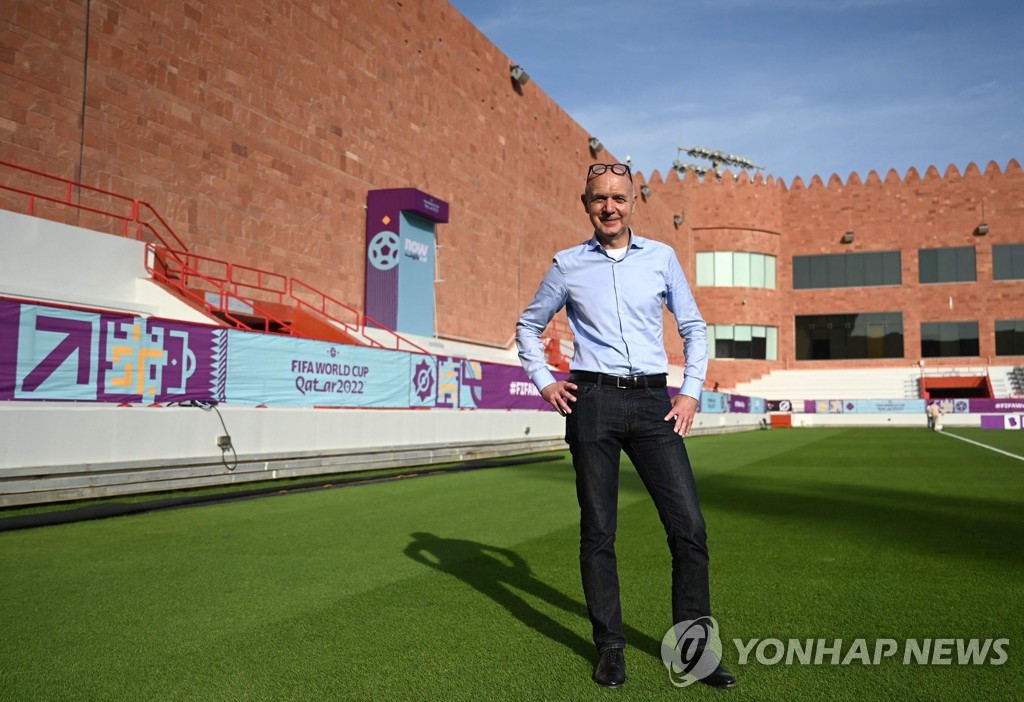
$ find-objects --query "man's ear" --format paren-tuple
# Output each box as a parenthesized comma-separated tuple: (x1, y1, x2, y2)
(580, 193, 588, 208)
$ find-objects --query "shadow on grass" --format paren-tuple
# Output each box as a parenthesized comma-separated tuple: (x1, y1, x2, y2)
(696, 475, 1024, 567)
(404, 532, 665, 663)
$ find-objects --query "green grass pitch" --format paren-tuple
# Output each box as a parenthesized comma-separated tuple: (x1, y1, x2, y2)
(1, 427, 1022, 701)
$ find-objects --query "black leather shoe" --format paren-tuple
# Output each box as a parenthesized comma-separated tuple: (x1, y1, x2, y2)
(698, 663, 737, 689)
(593, 648, 626, 687)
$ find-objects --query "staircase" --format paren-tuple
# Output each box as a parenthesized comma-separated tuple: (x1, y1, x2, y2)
(146, 245, 425, 351)
(541, 317, 572, 372)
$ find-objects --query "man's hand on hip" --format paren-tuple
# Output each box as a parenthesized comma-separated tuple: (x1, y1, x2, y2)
(541, 381, 578, 416)
(665, 393, 698, 436)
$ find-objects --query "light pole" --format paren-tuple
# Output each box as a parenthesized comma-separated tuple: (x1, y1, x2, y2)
(672, 146, 764, 181)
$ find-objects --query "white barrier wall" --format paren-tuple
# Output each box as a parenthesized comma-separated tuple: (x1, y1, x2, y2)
(788, 412, 980, 428)
(0, 210, 150, 313)
(0, 402, 766, 506)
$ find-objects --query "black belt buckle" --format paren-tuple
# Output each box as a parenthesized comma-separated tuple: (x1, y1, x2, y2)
(616, 375, 638, 389)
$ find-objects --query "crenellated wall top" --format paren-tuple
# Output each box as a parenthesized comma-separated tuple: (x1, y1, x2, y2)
(637, 159, 1021, 192)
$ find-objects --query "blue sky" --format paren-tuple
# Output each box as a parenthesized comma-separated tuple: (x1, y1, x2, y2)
(448, 0, 1023, 184)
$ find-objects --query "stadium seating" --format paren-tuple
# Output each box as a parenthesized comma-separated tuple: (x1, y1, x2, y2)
(735, 366, 1022, 400)
(733, 367, 925, 400)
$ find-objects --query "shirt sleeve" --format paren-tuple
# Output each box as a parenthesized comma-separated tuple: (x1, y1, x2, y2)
(664, 250, 708, 401)
(516, 258, 568, 392)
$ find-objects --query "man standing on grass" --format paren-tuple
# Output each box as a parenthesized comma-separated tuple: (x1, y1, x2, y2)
(515, 163, 736, 689)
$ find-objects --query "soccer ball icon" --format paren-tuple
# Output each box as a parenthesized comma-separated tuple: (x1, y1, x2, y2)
(413, 359, 435, 402)
(368, 230, 400, 271)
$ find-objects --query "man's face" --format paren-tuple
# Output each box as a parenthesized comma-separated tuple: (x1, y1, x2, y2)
(582, 171, 636, 241)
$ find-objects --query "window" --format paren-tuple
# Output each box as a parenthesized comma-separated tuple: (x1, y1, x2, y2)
(793, 251, 901, 289)
(696, 252, 776, 289)
(733, 252, 750, 287)
(708, 325, 777, 360)
(921, 321, 979, 358)
(795, 313, 904, 360)
(993, 244, 1024, 281)
(714, 252, 733, 286)
(995, 320, 1024, 356)
(919, 246, 976, 284)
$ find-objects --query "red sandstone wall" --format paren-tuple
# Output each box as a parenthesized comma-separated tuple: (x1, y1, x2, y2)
(1, 0, 607, 345)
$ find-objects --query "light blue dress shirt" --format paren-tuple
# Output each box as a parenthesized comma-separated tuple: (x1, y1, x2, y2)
(516, 232, 708, 400)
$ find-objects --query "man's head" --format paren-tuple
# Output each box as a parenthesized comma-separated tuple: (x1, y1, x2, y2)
(581, 163, 636, 245)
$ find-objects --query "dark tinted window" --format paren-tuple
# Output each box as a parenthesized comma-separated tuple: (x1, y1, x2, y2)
(921, 321, 980, 357)
(793, 252, 901, 289)
(995, 319, 1024, 356)
(795, 313, 904, 360)
(919, 246, 976, 284)
(993, 244, 1024, 281)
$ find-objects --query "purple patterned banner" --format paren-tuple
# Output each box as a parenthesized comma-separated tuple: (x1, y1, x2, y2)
(406, 355, 564, 411)
(0, 299, 217, 403)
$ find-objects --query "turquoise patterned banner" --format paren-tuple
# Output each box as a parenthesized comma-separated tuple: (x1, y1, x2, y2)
(223, 331, 410, 407)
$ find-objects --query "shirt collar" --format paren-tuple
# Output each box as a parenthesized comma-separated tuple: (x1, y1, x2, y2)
(586, 229, 646, 252)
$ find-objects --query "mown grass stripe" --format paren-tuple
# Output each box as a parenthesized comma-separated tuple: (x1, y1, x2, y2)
(940, 430, 1024, 461)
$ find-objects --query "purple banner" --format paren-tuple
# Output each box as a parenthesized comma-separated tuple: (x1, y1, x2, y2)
(981, 415, 1005, 429)
(969, 399, 1024, 413)
(475, 362, 566, 411)
(728, 394, 751, 413)
(981, 414, 1024, 429)
(0, 299, 218, 403)
(365, 188, 449, 331)
(0, 301, 20, 401)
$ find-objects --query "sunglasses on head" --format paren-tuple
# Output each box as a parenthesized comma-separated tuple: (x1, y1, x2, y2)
(587, 163, 632, 181)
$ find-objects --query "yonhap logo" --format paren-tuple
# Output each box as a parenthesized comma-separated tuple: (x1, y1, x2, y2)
(661, 616, 724, 687)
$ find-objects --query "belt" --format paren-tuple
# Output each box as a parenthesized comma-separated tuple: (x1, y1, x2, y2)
(569, 371, 667, 389)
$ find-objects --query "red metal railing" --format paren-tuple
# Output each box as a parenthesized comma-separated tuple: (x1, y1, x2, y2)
(0, 159, 189, 253)
(146, 246, 294, 334)
(148, 245, 428, 352)
(289, 277, 428, 353)
(540, 318, 688, 369)
(541, 317, 573, 372)
(160, 248, 289, 304)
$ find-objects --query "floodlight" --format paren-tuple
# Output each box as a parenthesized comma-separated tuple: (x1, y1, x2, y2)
(510, 65, 530, 85)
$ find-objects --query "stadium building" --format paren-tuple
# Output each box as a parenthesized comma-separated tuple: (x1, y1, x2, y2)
(1, 0, 1022, 503)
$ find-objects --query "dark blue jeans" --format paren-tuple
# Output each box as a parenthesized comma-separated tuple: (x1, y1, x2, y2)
(565, 381, 711, 653)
